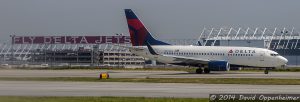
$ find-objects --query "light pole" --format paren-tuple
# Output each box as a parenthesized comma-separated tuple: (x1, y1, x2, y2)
(116, 33, 123, 68)
(227, 39, 230, 46)
(281, 30, 288, 55)
(91, 45, 94, 67)
(91, 45, 97, 67)
(3, 43, 6, 63)
(10, 35, 15, 65)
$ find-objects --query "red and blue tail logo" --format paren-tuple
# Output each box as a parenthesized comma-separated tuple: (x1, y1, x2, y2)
(125, 9, 170, 46)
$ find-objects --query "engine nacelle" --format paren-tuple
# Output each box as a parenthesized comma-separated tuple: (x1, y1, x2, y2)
(208, 61, 230, 71)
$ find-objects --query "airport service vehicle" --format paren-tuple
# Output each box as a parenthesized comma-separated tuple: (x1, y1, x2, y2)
(123, 9, 288, 74)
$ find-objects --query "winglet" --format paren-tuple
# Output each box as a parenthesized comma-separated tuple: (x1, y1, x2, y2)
(145, 41, 159, 55)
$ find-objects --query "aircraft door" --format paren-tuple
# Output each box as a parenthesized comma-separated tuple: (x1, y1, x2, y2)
(260, 51, 265, 61)
(227, 53, 232, 64)
(210, 52, 214, 60)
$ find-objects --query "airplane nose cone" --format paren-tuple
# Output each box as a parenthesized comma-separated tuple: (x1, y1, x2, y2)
(282, 57, 288, 64)
(278, 56, 288, 65)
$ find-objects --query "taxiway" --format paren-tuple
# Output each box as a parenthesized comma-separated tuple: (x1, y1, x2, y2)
(0, 81, 299, 98)
(0, 69, 300, 79)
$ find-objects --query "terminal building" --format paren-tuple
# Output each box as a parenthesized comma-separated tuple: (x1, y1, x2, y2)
(196, 27, 300, 66)
(0, 36, 146, 68)
(0, 27, 300, 67)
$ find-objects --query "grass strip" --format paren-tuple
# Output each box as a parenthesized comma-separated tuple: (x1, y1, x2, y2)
(0, 96, 208, 102)
(1, 77, 300, 85)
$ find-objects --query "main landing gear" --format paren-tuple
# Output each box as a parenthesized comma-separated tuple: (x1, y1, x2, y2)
(196, 67, 210, 74)
(204, 68, 210, 74)
(196, 68, 203, 74)
(264, 68, 271, 74)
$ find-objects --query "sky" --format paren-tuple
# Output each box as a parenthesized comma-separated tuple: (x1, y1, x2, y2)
(0, 0, 299, 43)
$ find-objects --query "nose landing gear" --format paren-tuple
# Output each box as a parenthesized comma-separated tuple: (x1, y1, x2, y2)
(264, 68, 274, 74)
(264, 68, 269, 74)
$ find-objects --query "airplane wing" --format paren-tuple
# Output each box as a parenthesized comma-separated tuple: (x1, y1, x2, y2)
(162, 54, 210, 65)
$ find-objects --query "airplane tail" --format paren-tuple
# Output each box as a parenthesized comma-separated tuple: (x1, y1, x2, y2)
(124, 9, 170, 46)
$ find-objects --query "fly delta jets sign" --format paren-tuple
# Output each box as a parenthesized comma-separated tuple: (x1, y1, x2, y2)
(12, 36, 131, 44)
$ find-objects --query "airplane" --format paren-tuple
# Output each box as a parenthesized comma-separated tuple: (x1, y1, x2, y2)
(123, 9, 288, 74)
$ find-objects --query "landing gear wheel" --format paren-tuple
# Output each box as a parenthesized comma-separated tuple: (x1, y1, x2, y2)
(264, 68, 269, 74)
(196, 68, 203, 74)
(204, 68, 210, 74)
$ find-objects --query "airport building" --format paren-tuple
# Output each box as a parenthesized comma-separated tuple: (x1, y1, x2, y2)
(196, 27, 300, 66)
(0, 36, 146, 68)
(0, 27, 300, 67)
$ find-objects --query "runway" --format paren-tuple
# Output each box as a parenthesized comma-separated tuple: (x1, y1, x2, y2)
(0, 81, 299, 98)
(1, 69, 300, 79)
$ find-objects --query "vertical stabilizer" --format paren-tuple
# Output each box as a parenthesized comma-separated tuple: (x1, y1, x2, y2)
(125, 9, 170, 46)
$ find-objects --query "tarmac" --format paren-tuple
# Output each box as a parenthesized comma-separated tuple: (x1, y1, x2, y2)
(0, 69, 300, 98)
(0, 81, 299, 98)
(0, 69, 300, 79)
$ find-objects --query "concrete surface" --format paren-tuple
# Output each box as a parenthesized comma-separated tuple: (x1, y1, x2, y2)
(0, 81, 299, 98)
(0, 69, 300, 79)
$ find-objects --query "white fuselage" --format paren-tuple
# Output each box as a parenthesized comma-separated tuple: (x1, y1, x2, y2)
(130, 45, 288, 68)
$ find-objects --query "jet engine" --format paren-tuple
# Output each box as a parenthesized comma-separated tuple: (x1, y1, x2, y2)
(208, 61, 230, 71)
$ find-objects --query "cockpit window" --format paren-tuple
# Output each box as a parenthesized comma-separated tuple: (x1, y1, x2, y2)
(270, 53, 280, 56)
